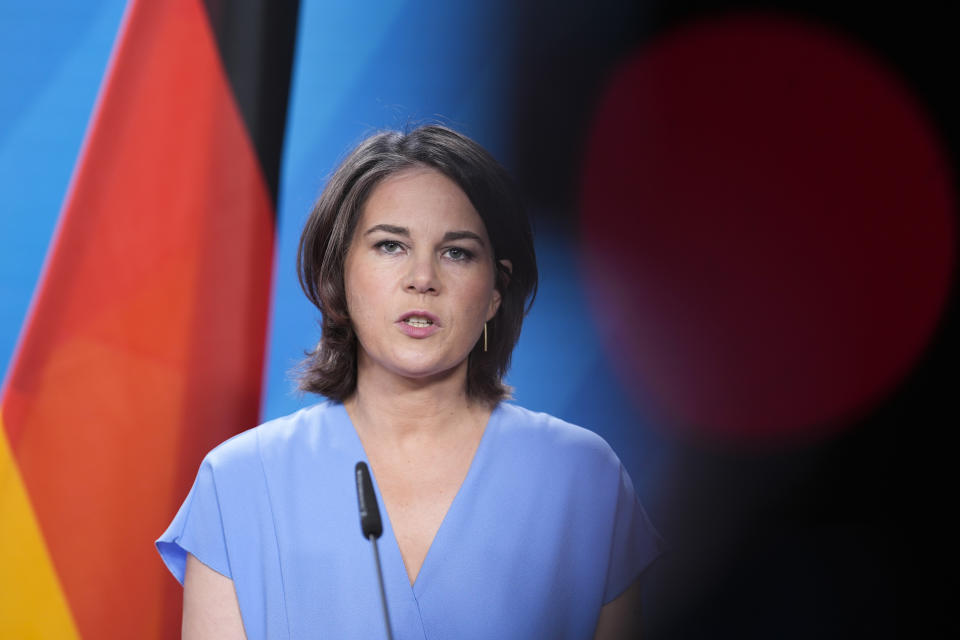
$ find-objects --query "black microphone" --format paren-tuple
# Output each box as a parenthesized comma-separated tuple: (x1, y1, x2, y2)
(356, 461, 383, 539)
(355, 461, 393, 640)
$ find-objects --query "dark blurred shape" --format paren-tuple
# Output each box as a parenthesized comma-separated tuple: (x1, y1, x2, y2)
(644, 523, 896, 638)
(579, 14, 953, 443)
(506, 1, 956, 637)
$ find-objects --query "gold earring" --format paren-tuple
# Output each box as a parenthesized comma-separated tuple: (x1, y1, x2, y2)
(483, 322, 488, 352)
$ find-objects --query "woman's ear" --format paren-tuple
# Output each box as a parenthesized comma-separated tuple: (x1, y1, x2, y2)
(497, 259, 512, 289)
(488, 260, 512, 320)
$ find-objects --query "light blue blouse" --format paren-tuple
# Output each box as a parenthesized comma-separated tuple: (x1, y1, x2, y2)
(156, 402, 660, 639)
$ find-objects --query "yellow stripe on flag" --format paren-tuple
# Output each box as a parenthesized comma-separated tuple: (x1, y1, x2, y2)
(0, 413, 80, 639)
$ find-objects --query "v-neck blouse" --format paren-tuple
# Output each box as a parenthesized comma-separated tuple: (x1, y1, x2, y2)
(156, 402, 661, 639)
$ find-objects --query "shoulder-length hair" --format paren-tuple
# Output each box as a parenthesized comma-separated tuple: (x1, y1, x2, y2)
(296, 125, 538, 404)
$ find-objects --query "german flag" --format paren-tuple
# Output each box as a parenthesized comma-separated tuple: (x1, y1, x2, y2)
(0, 0, 299, 636)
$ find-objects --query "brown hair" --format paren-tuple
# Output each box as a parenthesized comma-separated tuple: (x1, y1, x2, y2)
(296, 125, 538, 403)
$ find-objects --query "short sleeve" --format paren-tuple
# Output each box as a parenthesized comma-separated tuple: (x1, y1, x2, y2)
(603, 463, 663, 604)
(155, 458, 232, 585)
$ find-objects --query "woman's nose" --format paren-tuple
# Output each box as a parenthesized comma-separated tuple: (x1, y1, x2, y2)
(405, 254, 440, 294)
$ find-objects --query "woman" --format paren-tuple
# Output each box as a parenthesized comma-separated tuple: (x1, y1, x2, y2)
(157, 125, 660, 639)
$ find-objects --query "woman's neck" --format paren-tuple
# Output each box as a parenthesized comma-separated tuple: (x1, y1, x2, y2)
(345, 358, 490, 448)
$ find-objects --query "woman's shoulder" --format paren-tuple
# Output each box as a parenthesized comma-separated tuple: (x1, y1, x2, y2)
(495, 402, 621, 469)
(201, 401, 342, 471)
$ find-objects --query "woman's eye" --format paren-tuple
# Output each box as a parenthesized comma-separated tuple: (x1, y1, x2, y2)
(376, 240, 404, 254)
(444, 247, 474, 261)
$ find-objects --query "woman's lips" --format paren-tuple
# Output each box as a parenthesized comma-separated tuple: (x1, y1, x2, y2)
(396, 311, 441, 338)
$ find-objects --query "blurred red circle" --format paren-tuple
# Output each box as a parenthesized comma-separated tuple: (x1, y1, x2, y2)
(580, 14, 955, 444)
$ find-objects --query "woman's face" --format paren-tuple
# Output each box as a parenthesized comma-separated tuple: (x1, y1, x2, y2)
(344, 167, 502, 386)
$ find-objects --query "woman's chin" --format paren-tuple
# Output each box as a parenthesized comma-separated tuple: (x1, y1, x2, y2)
(396, 363, 463, 384)
(381, 358, 468, 386)
(356, 344, 472, 386)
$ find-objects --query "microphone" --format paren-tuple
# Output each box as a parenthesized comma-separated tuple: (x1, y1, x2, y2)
(355, 461, 393, 640)
(356, 461, 383, 538)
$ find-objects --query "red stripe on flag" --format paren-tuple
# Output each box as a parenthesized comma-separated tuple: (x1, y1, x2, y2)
(2, 0, 276, 636)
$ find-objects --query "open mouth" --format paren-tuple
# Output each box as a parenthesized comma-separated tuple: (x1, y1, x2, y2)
(403, 316, 434, 328)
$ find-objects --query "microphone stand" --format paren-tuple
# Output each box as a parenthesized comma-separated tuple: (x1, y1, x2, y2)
(368, 532, 393, 640)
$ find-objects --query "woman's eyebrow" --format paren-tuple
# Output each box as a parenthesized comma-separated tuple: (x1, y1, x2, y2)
(364, 225, 485, 246)
(364, 223, 408, 236)
(442, 230, 485, 245)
